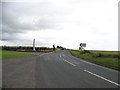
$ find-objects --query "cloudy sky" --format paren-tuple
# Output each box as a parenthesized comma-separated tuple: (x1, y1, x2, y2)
(0, 0, 119, 50)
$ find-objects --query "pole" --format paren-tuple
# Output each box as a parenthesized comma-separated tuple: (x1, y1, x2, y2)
(33, 39, 36, 51)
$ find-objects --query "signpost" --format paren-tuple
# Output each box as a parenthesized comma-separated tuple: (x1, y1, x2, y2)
(80, 43, 86, 47)
(79, 43, 86, 53)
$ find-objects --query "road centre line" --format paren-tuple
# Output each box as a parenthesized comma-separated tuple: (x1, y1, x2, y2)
(60, 53, 119, 86)
(60, 54, 77, 67)
(63, 58, 76, 66)
(39, 55, 43, 56)
(68, 53, 117, 72)
(60, 54, 62, 58)
(62, 54, 65, 56)
(84, 69, 120, 87)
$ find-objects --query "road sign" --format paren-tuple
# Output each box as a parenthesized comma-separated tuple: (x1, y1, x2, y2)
(80, 43, 86, 47)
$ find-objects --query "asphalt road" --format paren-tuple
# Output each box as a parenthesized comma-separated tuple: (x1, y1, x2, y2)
(2, 50, 119, 88)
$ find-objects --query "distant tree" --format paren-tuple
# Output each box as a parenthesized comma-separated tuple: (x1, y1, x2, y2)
(57, 46, 60, 48)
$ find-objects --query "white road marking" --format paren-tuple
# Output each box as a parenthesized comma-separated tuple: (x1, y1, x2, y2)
(84, 69, 120, 86)
(76, 57, 117, 72)
(62, 54, 65, 56)
(63, 58, 76, 66)
(41, 52, 52, 55)
(60, 54, 62, 58)
(45, 53, 49, 55)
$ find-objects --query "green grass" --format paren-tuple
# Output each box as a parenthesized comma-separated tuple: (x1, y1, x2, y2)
(70, 50, 119, 71)
(90, 50, 119, 58)
(0, 50, 2, 59)
(2, 50, 34, 59)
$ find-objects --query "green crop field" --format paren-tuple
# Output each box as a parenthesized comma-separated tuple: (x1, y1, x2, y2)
(70, 50, 119, 71)
(2, 50, 34, 59)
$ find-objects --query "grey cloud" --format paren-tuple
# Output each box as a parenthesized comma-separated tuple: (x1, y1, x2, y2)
(0, 3, 2, 30)
(2, 3, 36, 31)
(2, 2, 64, 41)
(2, 32, 19, 41)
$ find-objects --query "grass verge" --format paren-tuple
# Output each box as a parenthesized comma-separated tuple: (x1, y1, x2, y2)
(2, 50, 34, 59)
(69, 50, 119, 71)
(0, 50, 1, 59)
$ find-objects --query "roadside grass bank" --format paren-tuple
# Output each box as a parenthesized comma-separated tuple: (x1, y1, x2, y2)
(0, 50, 2, 59)
(69, 50, 119, 71)
(2, 50, 34, 59)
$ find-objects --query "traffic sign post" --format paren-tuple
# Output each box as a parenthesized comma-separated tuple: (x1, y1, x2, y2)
(80, 43, 86, 47)
(79, 43, 86, 54)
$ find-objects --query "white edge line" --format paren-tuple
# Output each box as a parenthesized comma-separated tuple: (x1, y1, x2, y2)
(79, 58, 118, 72)
(84, 69, 120, 87)
(70, 54, 118, 72)
(63, 59, 76, 66)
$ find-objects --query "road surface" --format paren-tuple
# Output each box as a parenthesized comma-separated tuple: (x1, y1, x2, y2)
(2, 50, 119, 88)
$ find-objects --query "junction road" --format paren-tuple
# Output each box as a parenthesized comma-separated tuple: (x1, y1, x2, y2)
(2, 50, 119, 88)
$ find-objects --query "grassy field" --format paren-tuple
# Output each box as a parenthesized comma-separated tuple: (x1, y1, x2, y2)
(2, 50, 34, 59)
(70, 50, 119, 71)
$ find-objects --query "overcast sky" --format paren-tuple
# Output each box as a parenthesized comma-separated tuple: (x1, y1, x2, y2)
(0, 0, 119, 50)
